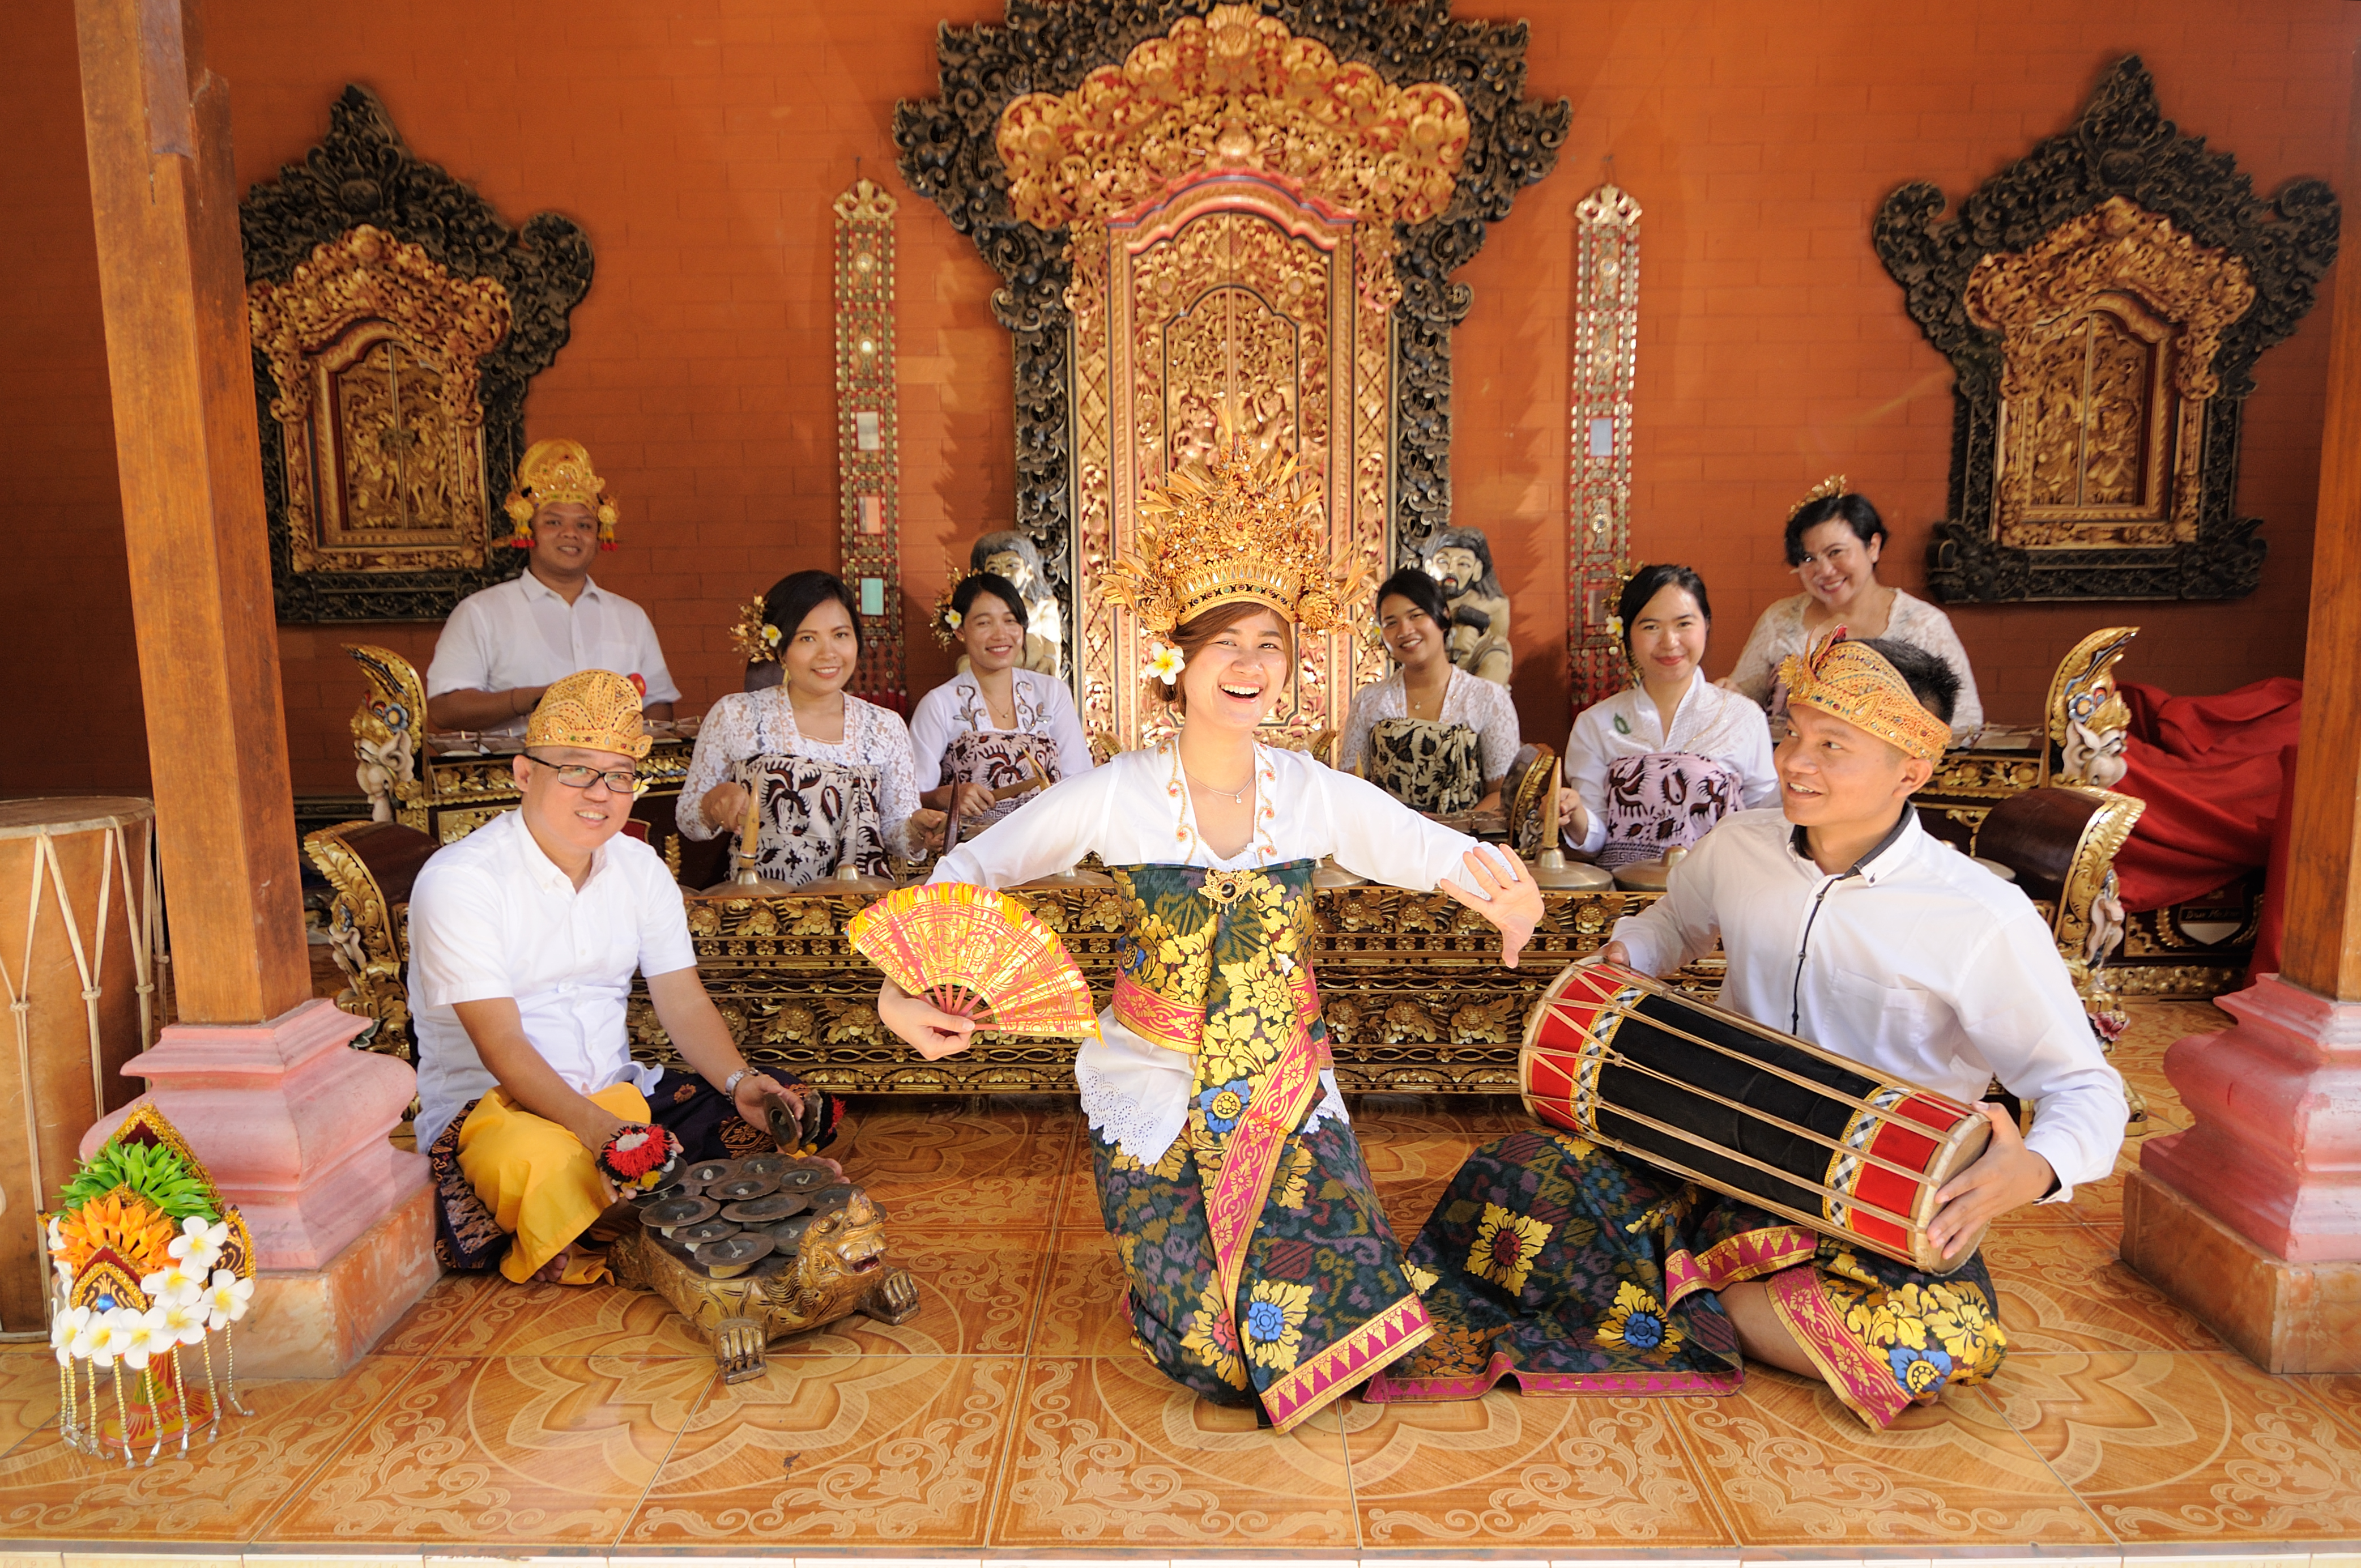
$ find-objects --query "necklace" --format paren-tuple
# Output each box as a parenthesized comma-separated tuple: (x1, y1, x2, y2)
(1184, 769, 1252, 804)
(1405, 672, 1447, 721)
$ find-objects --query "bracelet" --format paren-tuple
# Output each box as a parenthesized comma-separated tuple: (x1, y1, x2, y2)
(723, 1068, 748, 1097)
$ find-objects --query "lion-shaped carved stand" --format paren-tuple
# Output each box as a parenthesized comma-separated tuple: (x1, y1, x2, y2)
(608, 1157, 920, 1381)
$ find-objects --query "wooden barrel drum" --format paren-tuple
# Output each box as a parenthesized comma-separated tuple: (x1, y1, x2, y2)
(1519, 960, 1993, 1275)
(0, 799, 161, 1335)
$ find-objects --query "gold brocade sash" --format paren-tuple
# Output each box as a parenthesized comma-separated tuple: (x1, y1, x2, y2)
(1107, 860, 1327, 1322)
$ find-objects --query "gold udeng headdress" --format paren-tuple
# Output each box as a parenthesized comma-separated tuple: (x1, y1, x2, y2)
(1103, 437, 1344, 637)
(504, 438, 620, 549)
(526, 670, 651, 759)
(1779, 633, 1950, 762)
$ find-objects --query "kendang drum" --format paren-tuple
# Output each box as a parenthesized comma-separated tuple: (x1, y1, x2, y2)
(1519, 960, 1992, 1275)
(0, 798, 162, 1335)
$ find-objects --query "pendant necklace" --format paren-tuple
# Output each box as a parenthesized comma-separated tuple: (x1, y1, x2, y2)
(1186, 770, 1251, 804)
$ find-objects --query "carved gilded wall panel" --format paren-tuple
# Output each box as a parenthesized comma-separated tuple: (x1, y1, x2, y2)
(1073, 176, 1390, 746)
(1567, 182, 1641, 709)
(241, 86, 594, 622)
(896, 0, 1568, 672)
(1875, 58, 2335, 603)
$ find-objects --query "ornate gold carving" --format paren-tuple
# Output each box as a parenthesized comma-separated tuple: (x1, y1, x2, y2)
(996, 5, 1468, 299)
(1569, 182, 1640, 706)
(2047, 786, 2146, 960)
(1964, 197, 2256, 552)
(248, 226, 513, 576)
(301, 824, 412, 1056)
(2042, 625, 2139, 787)
(348, 643, 430, 826)
(834, 179, 905, 702)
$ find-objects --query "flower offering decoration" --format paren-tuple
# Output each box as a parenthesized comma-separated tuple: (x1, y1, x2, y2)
(40, 1105, 257, 1465)
(849, 883, 1099, 1039)
(597, 1124, 685, 1191)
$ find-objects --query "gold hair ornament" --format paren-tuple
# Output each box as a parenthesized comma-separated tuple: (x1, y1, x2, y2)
(1789, 473, 1848, 518)
(1102, 434, 1349, 636)
(730, 596, 783, 665)
(504, 438, 620, 549)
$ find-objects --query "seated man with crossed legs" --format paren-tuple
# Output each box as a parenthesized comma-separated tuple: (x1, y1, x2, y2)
(407, 670, 838, 1284)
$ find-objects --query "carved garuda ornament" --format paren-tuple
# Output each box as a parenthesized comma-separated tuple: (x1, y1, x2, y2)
(1874, 57, 2337, 603)
(241, 86, 594, 622)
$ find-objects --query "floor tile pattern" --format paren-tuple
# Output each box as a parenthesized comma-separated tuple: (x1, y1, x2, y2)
(5, 999, 2354, 1557)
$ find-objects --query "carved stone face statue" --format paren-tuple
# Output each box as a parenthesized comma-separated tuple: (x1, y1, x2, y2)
(1426, 546, 1484, 598)
(981, 549, 1035, 592)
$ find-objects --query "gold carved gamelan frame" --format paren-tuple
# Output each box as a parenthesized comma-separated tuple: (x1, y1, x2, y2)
(241, 86, 595, 622)
(896, 2, 1568, 738)
(1876, 57, 2337, 603)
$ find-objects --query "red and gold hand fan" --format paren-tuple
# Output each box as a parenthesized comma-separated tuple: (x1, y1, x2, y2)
(849, 883, 1099, 1038)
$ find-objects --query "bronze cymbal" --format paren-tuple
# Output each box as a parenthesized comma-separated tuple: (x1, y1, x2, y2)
(721, 1191, 808, 1224)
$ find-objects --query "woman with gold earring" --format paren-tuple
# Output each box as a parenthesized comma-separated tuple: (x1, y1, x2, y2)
(873, 437, 1543, 1434)
(1559, 564, 1776, 868)
(1723, 477, 1984, 740)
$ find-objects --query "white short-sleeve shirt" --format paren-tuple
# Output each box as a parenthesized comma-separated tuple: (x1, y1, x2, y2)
(406, 809, 698, 1149)
(425, 572, 681, 735)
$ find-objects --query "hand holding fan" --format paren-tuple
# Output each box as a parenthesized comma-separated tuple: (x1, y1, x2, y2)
(850, 883, 1099, 1039)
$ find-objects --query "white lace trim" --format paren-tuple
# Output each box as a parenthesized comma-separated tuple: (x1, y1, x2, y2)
(1077, 1054, 1352, 1164)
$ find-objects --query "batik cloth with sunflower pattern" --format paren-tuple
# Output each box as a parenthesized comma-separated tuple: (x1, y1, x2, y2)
(1094, 860, 1431, 1430)
(1364, 1127, 2006, 1429)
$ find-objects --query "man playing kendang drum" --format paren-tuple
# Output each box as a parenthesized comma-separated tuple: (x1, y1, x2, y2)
(408, 670, 836, 1285)
(1369, 635, 2127, 1428)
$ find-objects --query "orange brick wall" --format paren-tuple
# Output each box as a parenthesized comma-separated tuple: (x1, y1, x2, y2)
(2, 0, 2353, 798)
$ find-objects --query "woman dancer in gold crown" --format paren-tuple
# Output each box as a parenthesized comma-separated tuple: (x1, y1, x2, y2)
(873, 440, 1544, 1432)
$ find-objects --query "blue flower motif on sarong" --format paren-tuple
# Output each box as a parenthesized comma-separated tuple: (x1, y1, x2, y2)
(1198, 1079, 1252, 1136)
(1889, 1341, 1954, 1395)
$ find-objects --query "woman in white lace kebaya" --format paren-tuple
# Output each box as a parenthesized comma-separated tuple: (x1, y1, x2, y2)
(679, 571, 943, 884)
(1724, 481, 1983, 741)
(1338, 567, 1520, 815)
(907, 572, 1094, 841)
(874, 441, 1541, 1435)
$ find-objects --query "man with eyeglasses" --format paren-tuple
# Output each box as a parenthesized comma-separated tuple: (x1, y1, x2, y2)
(407, 670, 837, 1285)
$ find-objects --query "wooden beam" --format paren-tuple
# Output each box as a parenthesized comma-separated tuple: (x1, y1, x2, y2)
(2281, 53, 2361, 1002)
(74, 0, 309, 1024)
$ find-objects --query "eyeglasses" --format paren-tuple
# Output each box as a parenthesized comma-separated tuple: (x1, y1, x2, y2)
(522, 752, 645, 796)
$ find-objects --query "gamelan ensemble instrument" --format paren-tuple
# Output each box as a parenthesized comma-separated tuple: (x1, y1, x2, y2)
(1519, 960, 1993, 1274)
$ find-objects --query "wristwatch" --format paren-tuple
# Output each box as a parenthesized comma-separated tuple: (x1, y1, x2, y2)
(722, 1068, 749, 1097)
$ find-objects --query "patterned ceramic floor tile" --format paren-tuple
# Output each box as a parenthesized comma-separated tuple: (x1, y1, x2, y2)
(1669, 1369, 2111, 1546)
(2296, 1371, 2361, 1442)
(432, 1280, 713, 1360)
(1982, 1222, 2225, 1354)
(0, 1355, 414, 1542)
(1990, 1350, 2361, 1543)
(992, 1356, 1355, 1548)
(261, 1354, 711, 1546)
(625, 1353, 1017, 1548)
(1335, 1388, 1738, 1548)
(765, 1226, 1051, 1359)
(370, 1270, 499, 1357)
(830, 1097, 1079, 1228)
(1054, 1133, 1105, 1232)
(1028, 1226, 1136, 1359)
(0, 1352, 62, 1462)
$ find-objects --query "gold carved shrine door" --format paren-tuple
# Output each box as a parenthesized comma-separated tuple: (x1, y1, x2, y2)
(1073, 174, 1393, 749)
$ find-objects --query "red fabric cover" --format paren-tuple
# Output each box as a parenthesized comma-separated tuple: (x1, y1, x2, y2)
(2109, 678, 2302, 913)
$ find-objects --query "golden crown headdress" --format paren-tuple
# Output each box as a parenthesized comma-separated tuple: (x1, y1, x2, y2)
(505, 438, 620, 549)
(1103, 436, 1345, 637)
(1789, 472, 1848, 517)
(526, 670, 651, 759)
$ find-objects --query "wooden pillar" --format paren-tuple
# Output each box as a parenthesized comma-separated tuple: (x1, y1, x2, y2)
(74, 0, 433, 1376)
(2121, 49, 2361, 1372)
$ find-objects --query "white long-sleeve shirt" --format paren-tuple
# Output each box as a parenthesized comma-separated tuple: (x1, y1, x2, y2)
(1608, 807, 2125, 1200)
(907, 668, 1095, 791)
(676, 688, 926, 858)
(932, 744, 1480, 1162)
(1562, 671, 1778, 855)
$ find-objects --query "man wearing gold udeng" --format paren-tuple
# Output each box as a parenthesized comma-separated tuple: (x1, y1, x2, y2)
(875, 440, 1543, 1432)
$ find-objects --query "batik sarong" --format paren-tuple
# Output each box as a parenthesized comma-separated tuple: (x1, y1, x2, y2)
(1098, 859, 1432, 1430)
(938, 728, 1059, 834)
(738, 753, 889, 885)
(1366, 719, 1485, 815)
(1366, 1128, 2006, 1429)
(1596, 751, 1746, 870)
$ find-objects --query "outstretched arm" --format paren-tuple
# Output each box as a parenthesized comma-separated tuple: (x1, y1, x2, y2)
(1437, 845, 1542, 968)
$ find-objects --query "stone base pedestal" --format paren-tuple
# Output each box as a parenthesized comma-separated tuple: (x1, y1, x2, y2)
(2122, 1164, 2361, 1373)
(241, 1184, 438, 1378)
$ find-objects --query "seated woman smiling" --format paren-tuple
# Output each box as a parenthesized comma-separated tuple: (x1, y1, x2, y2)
(907, 571, 1093, 841)
(1561, 564, 1776, 868)
(1338, 567, 1520, 815)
